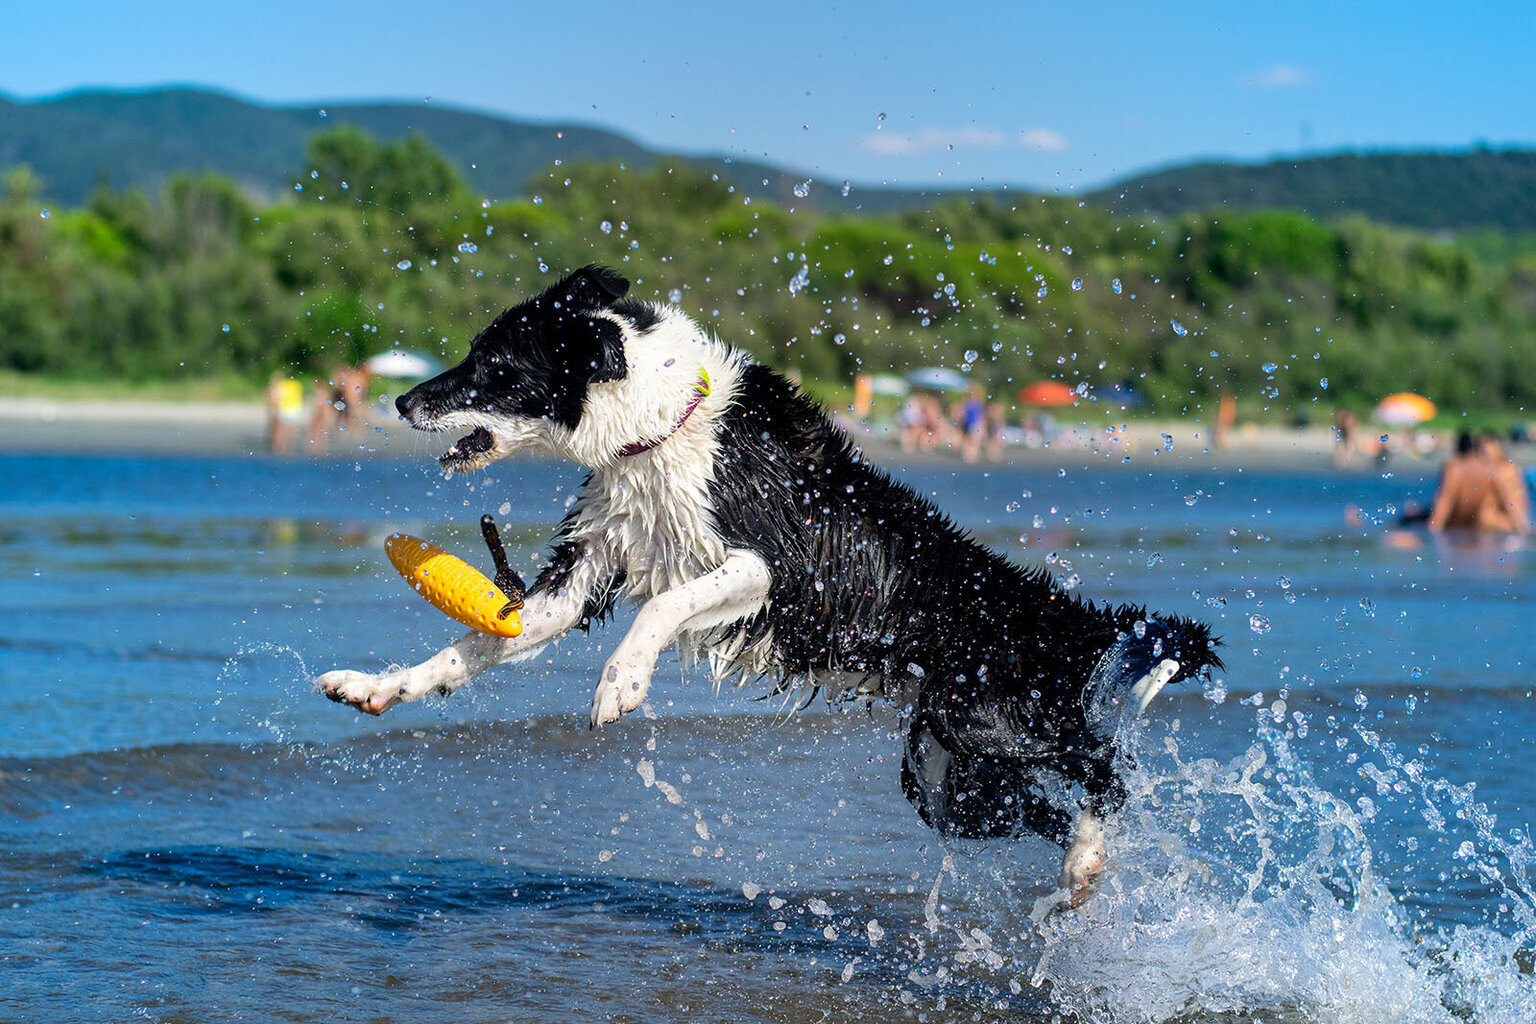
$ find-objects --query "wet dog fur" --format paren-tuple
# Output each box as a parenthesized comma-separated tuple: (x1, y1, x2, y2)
(317, 266, 1221, 904)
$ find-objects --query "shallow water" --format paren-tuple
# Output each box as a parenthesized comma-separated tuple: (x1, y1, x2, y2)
(2, 448, 1534, 1022)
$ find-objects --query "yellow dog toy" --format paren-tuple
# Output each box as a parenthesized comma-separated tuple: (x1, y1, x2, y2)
(384, 516, 525, 637)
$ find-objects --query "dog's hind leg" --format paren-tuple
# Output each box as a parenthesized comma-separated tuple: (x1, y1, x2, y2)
(591, 549, 771, 727)
(318, 541, 616, 715)
(1055, 653, 1183, 907)
(1059, 807, 1108, 909)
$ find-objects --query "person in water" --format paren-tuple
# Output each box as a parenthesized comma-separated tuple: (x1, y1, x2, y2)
(1428, 432, 1530, 533)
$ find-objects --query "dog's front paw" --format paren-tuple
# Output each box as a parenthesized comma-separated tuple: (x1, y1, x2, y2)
(316, 669, 403, 716)
(590, 659, 653, 727)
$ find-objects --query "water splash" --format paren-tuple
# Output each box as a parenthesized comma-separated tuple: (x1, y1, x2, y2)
(939, 714, 1536, 1022)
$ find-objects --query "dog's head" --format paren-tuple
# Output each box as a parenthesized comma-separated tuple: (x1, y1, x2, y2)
(396, 266, 640, 471)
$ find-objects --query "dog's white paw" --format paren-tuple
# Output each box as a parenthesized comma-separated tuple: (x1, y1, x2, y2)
(590, 659, 653, 727)
(317, 669, 404, 716)
(1058, 811, 1108, 909)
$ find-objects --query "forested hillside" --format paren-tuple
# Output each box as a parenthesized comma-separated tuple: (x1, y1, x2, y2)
(1097, 148, 1536, 232)
(3, 128, 1534, 417)
(7, 88, 1536, 231)
(0, 87, 917, 213)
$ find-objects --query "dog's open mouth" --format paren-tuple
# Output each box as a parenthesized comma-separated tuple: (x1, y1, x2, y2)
(439, 426, 496, 470)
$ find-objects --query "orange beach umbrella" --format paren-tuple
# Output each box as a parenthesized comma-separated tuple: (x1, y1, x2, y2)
(1372, 393, 1436, 426)
(1018, 380, 1078, 407)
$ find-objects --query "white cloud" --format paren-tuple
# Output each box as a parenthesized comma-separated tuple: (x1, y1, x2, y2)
(1018, 128, 1069, 153)
(1244, 64, 1315, 89)
(861, 126, 1006, 155)
(860, 125, 1068, 155)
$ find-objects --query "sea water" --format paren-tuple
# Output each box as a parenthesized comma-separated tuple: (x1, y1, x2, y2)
(1, 449, 1534, 1022)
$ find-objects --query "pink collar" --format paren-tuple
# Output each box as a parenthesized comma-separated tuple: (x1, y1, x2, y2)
(616, 369, 712, 458)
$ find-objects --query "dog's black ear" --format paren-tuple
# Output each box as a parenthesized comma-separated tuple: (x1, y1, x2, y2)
(558, 266, 629, 309)
(587, 318, 628, 384)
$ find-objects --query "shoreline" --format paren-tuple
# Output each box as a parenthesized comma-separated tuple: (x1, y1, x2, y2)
(0, 394, 1442, 475)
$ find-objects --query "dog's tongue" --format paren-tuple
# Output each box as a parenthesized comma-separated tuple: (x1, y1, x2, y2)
(445, 427, 494, 459)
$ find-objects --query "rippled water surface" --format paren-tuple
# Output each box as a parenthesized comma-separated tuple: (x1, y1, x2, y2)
(3, 449, 1534, 1022)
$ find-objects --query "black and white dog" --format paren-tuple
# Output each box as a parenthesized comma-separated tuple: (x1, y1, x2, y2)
(318, 266, 1220, 904)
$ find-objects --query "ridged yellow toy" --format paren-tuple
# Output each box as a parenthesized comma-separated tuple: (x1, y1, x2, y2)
(384, 532, 524, 637)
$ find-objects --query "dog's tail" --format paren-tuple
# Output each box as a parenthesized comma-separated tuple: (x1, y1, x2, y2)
(1081, 614, 1222, 742)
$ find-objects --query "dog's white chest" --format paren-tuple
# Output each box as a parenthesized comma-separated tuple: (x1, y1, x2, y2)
(581, 457, 726, 598)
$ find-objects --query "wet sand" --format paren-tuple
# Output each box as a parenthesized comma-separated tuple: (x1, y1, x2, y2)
(0, 393, 1379, 472)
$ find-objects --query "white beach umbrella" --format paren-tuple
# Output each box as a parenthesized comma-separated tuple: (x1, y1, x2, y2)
(365, 350, 441, 379)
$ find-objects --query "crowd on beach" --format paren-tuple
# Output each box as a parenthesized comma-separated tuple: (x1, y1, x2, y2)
(892, 386, 1066, 463)
(1331, 409, 1531, 535)
(262, 365, 1532, 540)
(265, 365, 372, 455)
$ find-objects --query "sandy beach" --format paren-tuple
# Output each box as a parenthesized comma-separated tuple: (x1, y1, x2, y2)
(0, 393, 1409, 473)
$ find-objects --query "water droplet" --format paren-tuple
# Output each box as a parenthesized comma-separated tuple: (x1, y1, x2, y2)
(1359, 597, 1376, 617)
(1248, 614, 1271, 635)
(221, 324, 230, 333)
(1161, 433, 1174, 451)
(599, 220, 613, 234)
(1111, 277, 1123, 294)
(1071, 277, 1083, 291)
(1320, 377, 1329, 390)
(1146, 551, 1163, 567)
(396, 260, 412, 271)
(1262, 361, 1278, 374)
(963, 349, 978, 363)
(1171, 320, 1188, 337)
(882, 254, 894, 266)
(793, 179, 811, 198)
(833, 333, 847, 346)
(788, 264, 810, 296)
(841, 180, 852, 197)
(39, 209, 51, 220)
(457, 242, 478, 254)
(668, 288, 683, 303)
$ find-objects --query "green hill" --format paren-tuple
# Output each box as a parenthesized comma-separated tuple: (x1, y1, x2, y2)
(0, 86, 944, 213)
(1092, 149, 1536, 232)
(6, 87, 1534, 232)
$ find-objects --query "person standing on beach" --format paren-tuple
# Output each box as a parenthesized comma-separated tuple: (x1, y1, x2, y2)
(265, 372, 305, 454)
(1428, 432, 1530, 533)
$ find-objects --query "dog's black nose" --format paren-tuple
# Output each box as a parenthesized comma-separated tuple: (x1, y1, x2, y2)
(395, 390, 419, 420)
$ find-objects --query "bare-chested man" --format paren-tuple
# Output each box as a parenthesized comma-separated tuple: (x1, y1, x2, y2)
(1429, 432, 1530, 533)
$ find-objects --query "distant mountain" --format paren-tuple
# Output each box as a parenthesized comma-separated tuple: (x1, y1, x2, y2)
(1091, 148, 1536, 232)
(0, 86, 943, 212)
(3, 87, 1534, 232)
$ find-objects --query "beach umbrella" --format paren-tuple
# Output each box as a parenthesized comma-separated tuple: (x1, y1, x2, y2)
(1018, 380, 1078, 406)
(907, 367, 971, 393)
(1098, 382, 1146, 408)
(1372, 393, 1436, 426)
(365, 350, 441, 379)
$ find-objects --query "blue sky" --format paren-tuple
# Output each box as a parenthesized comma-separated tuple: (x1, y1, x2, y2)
(4, 0, 1532, 191)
